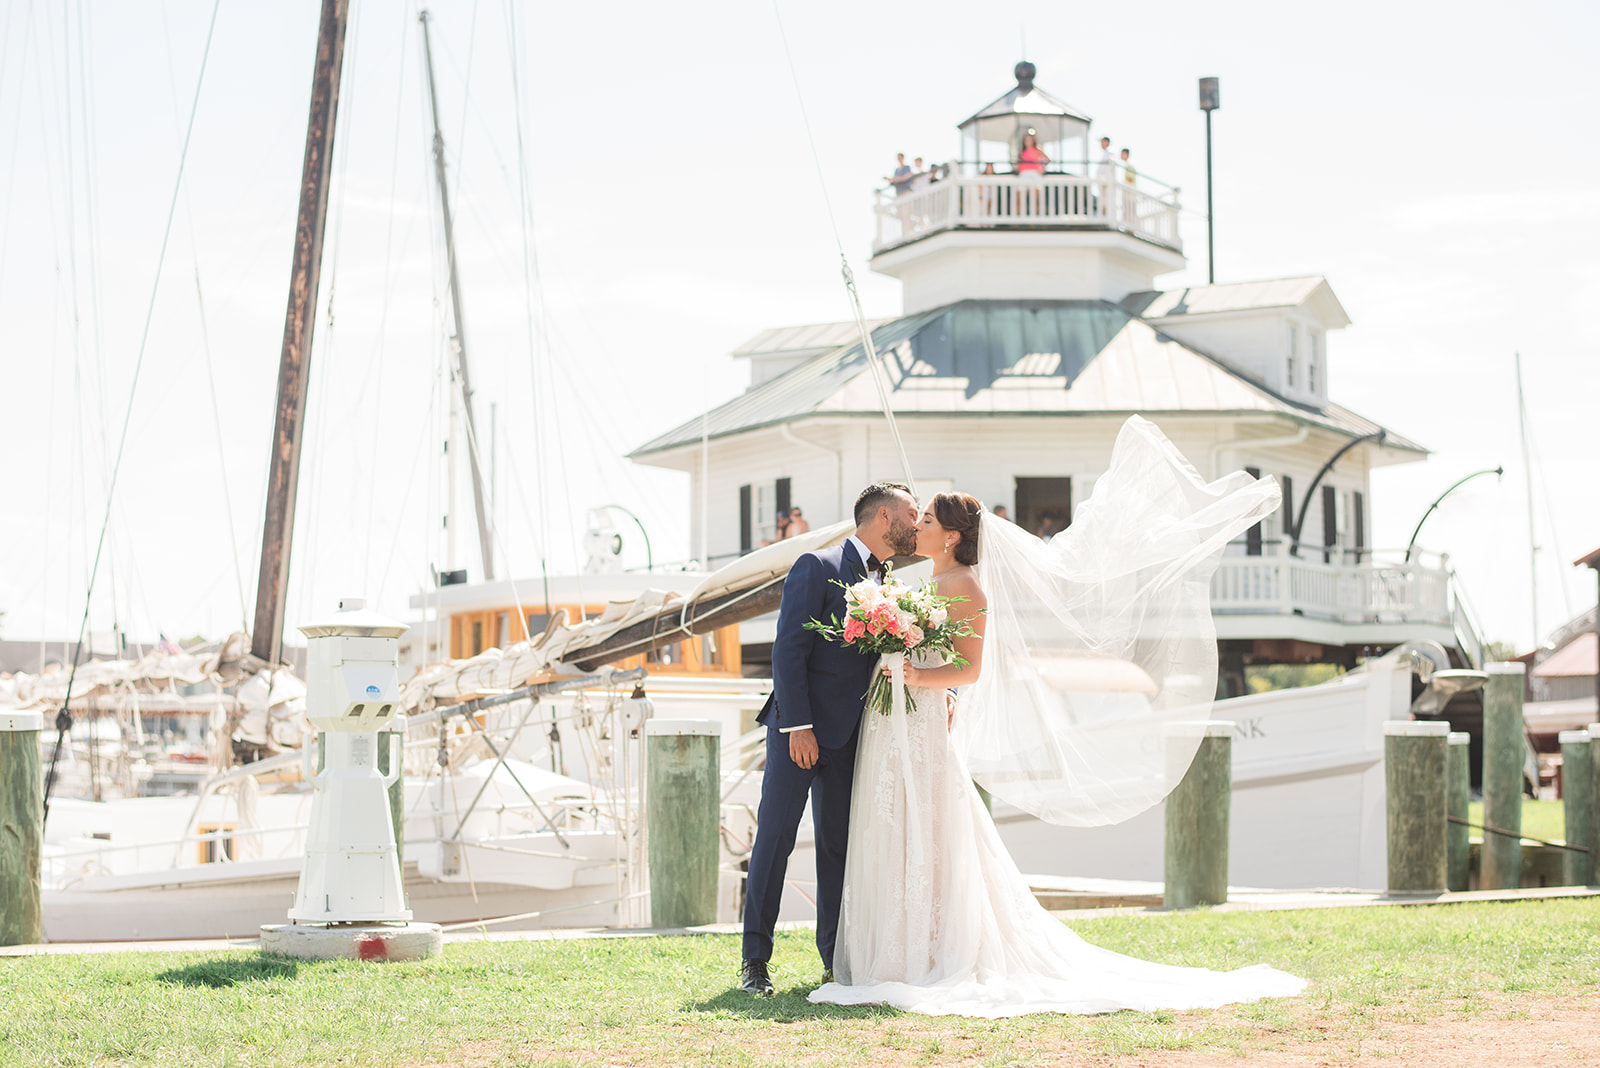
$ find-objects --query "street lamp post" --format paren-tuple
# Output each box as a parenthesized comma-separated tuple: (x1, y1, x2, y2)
(1198, 77, 1220, 285)
(1404, 467, 1505, 563)
(1288, 429, 1385, 558)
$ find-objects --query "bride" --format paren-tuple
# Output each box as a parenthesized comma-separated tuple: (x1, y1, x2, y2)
(810, 417, 1306, 1017)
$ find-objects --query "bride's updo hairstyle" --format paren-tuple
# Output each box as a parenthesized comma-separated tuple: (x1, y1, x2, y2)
(931, 492, 984, 566)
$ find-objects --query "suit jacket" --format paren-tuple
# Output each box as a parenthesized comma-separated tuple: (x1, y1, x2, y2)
(756, 539, 878, 750)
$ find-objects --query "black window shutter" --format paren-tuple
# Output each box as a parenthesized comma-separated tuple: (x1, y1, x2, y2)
(1245, 467, 1262, 556)
(1281, 475, 1294, 551)
(1322, 485, 1338, 564)
(775, 477, 791, 517)
(739, 484, 752, 555)
(1353, 491, 1366, 563)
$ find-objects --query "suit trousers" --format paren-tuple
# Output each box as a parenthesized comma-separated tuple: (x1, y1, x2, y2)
(741, 722, 859, 967)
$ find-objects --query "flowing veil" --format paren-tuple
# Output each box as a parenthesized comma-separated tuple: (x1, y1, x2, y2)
(951, 416, 1281, 826)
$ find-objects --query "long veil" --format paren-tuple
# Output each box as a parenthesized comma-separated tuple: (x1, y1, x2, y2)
(950, 416, 1281, 826)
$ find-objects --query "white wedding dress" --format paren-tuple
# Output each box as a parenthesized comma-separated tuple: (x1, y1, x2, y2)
(808, 417, 1307, 1017)
(808, 652, 1306, 1018)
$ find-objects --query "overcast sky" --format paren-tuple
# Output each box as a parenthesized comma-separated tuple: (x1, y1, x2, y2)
(1, 0, 1596, 654)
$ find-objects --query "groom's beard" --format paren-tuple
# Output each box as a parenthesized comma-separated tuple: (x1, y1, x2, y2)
(887, 518, 919, 557)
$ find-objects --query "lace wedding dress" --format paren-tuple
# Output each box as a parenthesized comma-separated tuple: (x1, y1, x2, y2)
(808, 651, 1306, 1017)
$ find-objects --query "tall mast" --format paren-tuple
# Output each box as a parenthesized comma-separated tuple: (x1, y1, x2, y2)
(251, 0, 350, 667)
(419, 9, 496, 582)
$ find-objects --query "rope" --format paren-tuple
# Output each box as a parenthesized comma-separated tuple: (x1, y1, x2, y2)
(1448, 815, 1587, 855)
(770, 1, 917, 500)
(44, 0, 222, 824)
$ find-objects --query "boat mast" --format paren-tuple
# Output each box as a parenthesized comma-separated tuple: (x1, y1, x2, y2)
(250, 0, 350, 668)
(419, 9, 496, 582)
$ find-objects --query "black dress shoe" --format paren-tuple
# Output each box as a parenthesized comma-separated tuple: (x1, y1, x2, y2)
(741, 958, 774, 996)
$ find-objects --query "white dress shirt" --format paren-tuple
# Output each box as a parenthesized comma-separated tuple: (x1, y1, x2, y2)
(779, 537, 881, 735)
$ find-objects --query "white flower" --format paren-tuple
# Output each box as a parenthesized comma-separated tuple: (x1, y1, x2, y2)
(905, 624, 925, 647)
(928, 607, 948, 627)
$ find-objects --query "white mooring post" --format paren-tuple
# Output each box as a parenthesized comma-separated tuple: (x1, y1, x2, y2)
(260, 598, 442, 961)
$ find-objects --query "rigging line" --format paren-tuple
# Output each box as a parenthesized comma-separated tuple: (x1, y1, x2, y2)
(156, 0, 247, 633)
(502, 0, 552, 611)
(0, 0, 37, 313)
(448, 0, 479, 212)
(194, 266, 250, 631)
(769, 0, 916, 499)
(375, 379, 436, 603)
(66, 0, 123, 644)
(1524, 397, 1576, 620)
(45, 0, 223, 824)
(1515, 352, 1538, 646)
(364, 0, 414, 596)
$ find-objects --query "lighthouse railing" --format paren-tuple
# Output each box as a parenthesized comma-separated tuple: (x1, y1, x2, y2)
(873, 174, 1183, 254)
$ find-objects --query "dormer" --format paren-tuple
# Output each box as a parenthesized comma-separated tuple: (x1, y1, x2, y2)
(869, 62, 1186, 315)
(1122, 276, 1351, 404)
(732, 319, 892, 389)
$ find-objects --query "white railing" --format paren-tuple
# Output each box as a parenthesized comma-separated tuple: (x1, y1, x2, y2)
(1209, 546, 1453, 626)
(873, 174, 1182, 254)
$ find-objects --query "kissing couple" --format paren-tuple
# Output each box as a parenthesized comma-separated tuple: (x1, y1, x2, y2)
(739, 416, 1309, 1017)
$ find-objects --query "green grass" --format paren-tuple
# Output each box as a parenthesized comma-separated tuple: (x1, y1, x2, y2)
(1468, 798, 1565, 843)
(3, 899, 1599, 1067)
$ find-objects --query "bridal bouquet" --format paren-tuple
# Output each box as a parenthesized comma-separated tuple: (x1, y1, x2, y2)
(805, 565, 976, 716)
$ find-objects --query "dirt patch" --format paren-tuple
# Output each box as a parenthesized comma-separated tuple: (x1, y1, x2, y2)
(407, 994, 1600, 1067)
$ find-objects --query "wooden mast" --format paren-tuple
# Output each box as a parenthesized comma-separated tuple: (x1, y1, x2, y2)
(250, 0, 350, 667)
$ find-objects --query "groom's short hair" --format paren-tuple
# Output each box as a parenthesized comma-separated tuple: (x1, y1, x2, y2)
(854, 482, 912, 527)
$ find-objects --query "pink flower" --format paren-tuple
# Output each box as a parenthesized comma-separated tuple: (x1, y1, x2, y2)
(843, 617, 866, 643)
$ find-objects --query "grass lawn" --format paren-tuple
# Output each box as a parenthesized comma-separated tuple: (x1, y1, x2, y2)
(3, 899, 1599, 1067)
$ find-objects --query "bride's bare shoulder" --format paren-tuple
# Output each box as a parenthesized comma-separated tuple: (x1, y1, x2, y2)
(936, 567, 986, 607)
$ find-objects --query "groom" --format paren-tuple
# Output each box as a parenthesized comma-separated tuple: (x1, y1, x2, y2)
(740, 481, 921, 996)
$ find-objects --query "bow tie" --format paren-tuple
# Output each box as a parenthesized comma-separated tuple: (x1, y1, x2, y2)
(865, 553, 882, 575)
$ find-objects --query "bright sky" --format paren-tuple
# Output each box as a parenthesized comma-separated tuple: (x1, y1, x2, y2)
(1, 0, 1596, 655)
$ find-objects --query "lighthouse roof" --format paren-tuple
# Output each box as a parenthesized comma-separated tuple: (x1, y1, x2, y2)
(959, 60, 1093, 140)
(629, 299, 1425, 459)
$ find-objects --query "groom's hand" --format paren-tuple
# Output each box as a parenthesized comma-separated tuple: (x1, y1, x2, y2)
(789, 728, 820, 769)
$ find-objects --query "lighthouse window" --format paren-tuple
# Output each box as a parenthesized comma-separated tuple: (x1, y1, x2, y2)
(1308, 331, 1321, 394)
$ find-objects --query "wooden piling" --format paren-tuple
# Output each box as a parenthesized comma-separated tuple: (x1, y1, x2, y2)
(1559, 730, 1592, 886)
(1163, 722, 1233, 909)
(645, 719, 721, 928)
(0, 711, 43, 946)
(1481, 663, 1526, 890)
(1447, 731, 1471, 892)
(1589, 723, 1600, 887)
(1383, 720, 1449, 894)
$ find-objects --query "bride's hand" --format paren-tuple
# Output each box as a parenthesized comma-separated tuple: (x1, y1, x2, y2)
(883, 662, 927, 688)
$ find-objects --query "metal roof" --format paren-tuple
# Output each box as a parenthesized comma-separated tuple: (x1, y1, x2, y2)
(731, 319, 891, 359)
(1122, 277, 1351, 327)
(630, 298, 1427, 457)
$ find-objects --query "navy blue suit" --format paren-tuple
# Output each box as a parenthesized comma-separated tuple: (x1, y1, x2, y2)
(742, 539, 878, 968)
